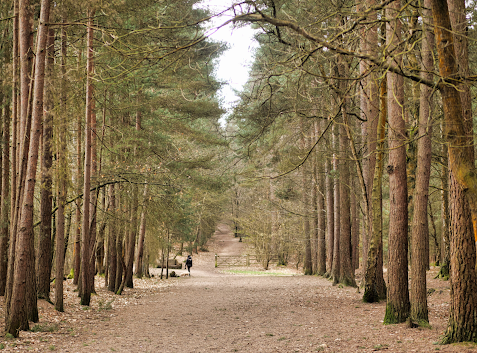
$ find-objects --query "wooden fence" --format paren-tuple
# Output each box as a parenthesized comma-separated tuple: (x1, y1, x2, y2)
(214, 254, 279, 268)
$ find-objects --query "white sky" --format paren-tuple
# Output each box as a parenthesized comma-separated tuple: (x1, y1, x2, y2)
(197, 0, 259, 114)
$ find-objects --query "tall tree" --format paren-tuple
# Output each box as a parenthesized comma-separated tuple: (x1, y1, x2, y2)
(80, 9, 94, 306)
(55, 19, 68, 312)
(431, 0, 477, 342)
(37, 26, 54, 301)
(6, 0, 51, 335)
(410, 0, 434, 324)
(384, 1, 410, 324)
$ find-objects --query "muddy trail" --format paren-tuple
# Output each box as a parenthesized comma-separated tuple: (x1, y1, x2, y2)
(0, 224, 471, 352)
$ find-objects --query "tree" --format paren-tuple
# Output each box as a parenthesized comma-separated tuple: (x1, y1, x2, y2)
(410, 0, 434, 324)
(431, 0, 477, 342)
(383, 1, 410, 324)
(6, 0, 51, 335)
(80, 9, 94, 306)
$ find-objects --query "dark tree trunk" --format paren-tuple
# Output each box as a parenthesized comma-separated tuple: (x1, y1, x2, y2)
(125, 184, 139, 288)
(331, 122, 340, 285)
(325, 153, 334, 275)
(80, 10, 94, 306)
(135, 184, 148, 278)
(302, 121, 312, 275)
(337, 59, 355, 287)
(0, 22, 12, 295)
(316, 121, 326, 275)
(108, 184, 117, 292)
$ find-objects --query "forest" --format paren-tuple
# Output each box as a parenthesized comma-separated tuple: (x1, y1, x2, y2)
(1, 0, 477, 346)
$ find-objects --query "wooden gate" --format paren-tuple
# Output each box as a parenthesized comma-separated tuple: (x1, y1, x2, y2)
(214, 254, 278, 268)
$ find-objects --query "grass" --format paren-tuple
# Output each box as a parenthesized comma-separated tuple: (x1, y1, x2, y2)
(30, 324, 59, 333)
(221, 269, 292, 276)
(98, 299, 114, 311)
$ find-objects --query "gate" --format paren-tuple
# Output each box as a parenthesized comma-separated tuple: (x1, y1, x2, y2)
(214, 254, 278, 268)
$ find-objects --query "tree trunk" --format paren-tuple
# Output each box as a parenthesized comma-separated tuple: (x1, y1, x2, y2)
(316, 120, 326, 275)
(135, 184, 148, 278)
(410, 0, 434, 323)
(0, 18, 12, 295)
(331, 122, 340, 285)
(115, 228, 124, 294)
(364, 0, 379, 271)
(4, 0, 18, 300)
(325, 154, 334, 275)
(384, 2, 410, 324)
(73, 94, 82, 285)
(312, 123, 319, 274)
(350, 178, 358, 270)
(364, 78, 387, 303)
(80, 10, 94, 306)
(358, 2, 369, 265)
(125, 184, 139, 288)
(37, 27, 55, 301)
(338, 77, 355, 287)
(6, 0, 51, 335)
(430, 0, 477, 343)
(438, 133, 450, 278)
(6, 0, 33, 321)
(302, 121, 312, 276)
(108, 184, 117, 292)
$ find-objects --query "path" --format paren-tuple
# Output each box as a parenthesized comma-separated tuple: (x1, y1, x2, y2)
(51, 224, 462, 352)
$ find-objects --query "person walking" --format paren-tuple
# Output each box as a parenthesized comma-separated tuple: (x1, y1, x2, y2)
(185, 255, 192, 276)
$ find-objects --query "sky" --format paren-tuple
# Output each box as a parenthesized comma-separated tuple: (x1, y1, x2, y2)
(197, 0, 259, 115)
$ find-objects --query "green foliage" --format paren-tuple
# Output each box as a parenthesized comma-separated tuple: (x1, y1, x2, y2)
(98, 299, 115, 311)
(30, 324, 59, 333)
(67, 269, 74, 280)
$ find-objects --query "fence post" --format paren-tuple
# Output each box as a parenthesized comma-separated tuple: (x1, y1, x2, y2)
(246, 254, 250, 266)
(215, 254, 218, 268)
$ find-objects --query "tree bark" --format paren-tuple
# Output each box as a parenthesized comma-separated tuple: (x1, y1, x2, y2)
(338, 67, 355, 286)
(302, 121, 312, 275)
(0, 9, 13, 295)
(135, 184, 148, 278)
(325, 152, 334, 275)
(384, 1, 410, 324)
(73, 94, 82, 285)
(55, 22, 68, 312)
(331, 122, 340, 285)
(6, 0, 51, 335)
(125, 184, 139, 288)
(316, 120, 326, 276)
(430, 0, 477, 343)
(107, 184, 117, 292)
(37, 27, 55, 301)
(363, 78, 386, 303)
(5, 0, 19, 300)
(410, 0, 434, 323)
(80, 10, 94, 306)
(6, 0, 33, 321)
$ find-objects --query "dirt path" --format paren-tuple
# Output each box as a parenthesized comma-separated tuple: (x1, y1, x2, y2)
(1, 224, 471, 352)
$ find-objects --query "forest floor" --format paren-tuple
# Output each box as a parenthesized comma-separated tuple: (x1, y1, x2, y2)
(0, 225, 476, 352)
